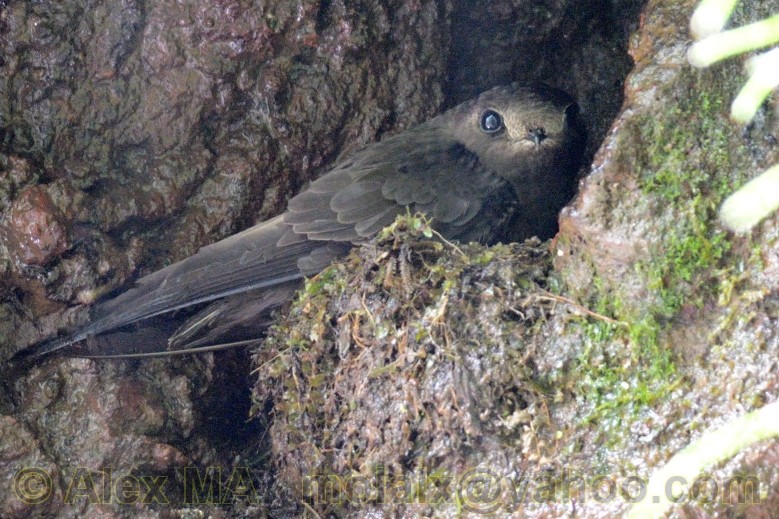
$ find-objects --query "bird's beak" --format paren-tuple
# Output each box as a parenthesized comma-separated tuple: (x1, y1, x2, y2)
(527, 128, 547, 148)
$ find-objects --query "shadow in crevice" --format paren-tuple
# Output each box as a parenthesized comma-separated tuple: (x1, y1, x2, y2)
(445, 0, 649, 167)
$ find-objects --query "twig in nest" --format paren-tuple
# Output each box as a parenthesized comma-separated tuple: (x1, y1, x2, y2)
(531, 290, 628, 327)
(428, 227, 468, 260)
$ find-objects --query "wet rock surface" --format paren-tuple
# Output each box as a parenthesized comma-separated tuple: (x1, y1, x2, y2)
(0, 0, 451, 345)
(552, 0, 779, 517)
(0, 1, 454, 516)
(5, 0, 777, 517)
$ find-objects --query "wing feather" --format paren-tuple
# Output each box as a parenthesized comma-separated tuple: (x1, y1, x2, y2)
(76, 216, 334, 342)
(283, 122, 516, 246)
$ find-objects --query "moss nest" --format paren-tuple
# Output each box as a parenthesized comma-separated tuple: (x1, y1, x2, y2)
(251, 215, 558, 502)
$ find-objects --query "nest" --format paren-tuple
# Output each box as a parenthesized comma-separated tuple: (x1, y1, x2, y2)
(252, 215, 558, 513)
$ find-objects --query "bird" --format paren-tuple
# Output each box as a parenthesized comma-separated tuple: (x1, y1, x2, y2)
(19, 83, 585, 360)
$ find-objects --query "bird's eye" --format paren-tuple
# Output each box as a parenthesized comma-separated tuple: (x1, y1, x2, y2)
(479, 109, 504, 134)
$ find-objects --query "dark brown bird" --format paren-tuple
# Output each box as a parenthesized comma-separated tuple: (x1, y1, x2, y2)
(24, 83, 585, 359)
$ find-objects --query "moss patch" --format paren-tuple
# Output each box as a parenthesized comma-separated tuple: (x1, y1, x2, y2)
(565, 67, 756, 434)
(633, 70, 741, 316)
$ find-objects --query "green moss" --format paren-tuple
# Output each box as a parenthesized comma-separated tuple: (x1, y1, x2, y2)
(632, 70, 747, 316)
(569, 69, 752, 434)
(571, 298, 679, 439)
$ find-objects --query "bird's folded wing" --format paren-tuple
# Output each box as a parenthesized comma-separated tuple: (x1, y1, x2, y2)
(283, 125, 516, 244)
(27, 120, 517, 357)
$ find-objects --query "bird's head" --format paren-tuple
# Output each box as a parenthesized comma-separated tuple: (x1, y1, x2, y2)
(448, 83, 585, 188)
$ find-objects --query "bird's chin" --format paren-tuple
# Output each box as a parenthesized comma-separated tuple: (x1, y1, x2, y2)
(516, 138, 557, 152)
(510, 142, 558, 166)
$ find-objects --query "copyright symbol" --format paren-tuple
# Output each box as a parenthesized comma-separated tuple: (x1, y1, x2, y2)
(458, 468, 502, 514)
(14, 467, 52, 505)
